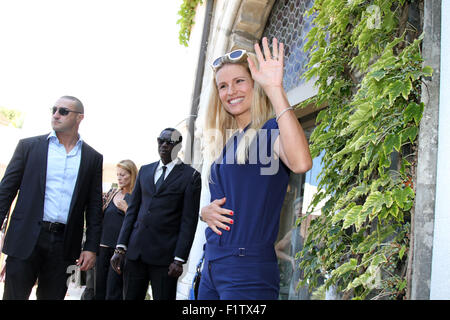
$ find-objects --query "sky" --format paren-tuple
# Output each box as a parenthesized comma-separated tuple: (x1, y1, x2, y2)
(0, 0, 198, 167)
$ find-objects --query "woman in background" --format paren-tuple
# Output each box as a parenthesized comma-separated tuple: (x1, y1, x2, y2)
(95, 159, 137, 300)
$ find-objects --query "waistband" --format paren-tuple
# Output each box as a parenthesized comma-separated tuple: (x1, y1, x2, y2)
(204, 243, 276, 263)
(40, 221, 65, 234)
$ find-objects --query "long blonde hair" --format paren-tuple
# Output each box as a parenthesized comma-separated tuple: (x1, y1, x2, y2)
(204, 52, 274, 166)
(117, 159, 138, 193)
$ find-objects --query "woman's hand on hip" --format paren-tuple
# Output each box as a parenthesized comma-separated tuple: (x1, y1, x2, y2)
(200, 197, 234, 235)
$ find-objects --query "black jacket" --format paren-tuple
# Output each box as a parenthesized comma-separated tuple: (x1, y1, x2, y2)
(117, 161, 201, 266)
(0, 134, 103, 260)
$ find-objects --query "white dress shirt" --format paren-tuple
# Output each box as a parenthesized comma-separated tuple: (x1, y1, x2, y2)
(154, 158, 181, 184)
(43, 131, 82, 224)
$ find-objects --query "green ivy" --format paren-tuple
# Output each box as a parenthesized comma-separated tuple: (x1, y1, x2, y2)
(297, 0, 430, 299)
(177, 0, 203, 46)
(0, 107, 24, 128)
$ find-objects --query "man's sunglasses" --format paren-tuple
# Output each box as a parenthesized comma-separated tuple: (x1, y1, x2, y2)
(211, 49, 248, 72)
(51, 106, 83, 116)
(157, 137, 180, 146)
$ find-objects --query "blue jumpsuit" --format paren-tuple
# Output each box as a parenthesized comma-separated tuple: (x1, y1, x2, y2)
(198, 118, 290, 300)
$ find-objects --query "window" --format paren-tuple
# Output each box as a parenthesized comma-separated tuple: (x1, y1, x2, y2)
(263, 0, 324, 300)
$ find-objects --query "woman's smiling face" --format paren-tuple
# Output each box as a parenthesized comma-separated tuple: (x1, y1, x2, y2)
(215, 63, 254, 122)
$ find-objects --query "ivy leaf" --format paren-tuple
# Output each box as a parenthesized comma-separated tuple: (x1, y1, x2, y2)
(422, 65, 433, 77)
(357, 235, 378, 253)
(358, 29, 372, 45)
(405, 186, 415, 198)
(332, 258, 358, 277)
(346, 103, 372, 133)
(332, 208, 346, 225)
(373, 97, 389, 109)
(390, 203, 399, 219)
(398, 279, 407, 291)
(362, 191, 385, 216)
(377, 224, 395, 243)
(304, 26, 319, 51)
(343, 205, 363, 229)
(399, 245, 407, 260)
(383, 133, 401, 155)
(404, 102, 424, 125)
(401, 79, 413, 100)
(309, 48, 325, 66)
(348, 184, 370, 202)
(347, 266, 379, 291)
(402, 126, 418, 143)
(382, 10, 395, 32)
(385, 80, 406, 104)
(384, 191, 393, 208)
(392, 187, 414, 209)
(379, 207, 389, 220)
(370, 253, 387, 268)
(369, 70, 386, 81)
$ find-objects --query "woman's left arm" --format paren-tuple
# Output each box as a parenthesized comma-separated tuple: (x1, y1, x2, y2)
(249, 37, 312, 173)
(269, 87, 312, 173)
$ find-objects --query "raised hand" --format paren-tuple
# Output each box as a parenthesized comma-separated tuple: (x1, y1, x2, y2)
(248, 37, 284, 91)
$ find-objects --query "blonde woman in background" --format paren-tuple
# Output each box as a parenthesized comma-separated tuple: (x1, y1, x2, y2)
(198, 37, 312, 300)
(95, 159, 137, 300)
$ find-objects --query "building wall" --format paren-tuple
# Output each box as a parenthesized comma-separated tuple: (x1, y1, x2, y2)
(430, 0, 449, 300)
(411, 0, 442, 300)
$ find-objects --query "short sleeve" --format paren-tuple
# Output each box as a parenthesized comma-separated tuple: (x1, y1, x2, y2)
(209, 163, 225, 201)
(261, 118, 279, 159)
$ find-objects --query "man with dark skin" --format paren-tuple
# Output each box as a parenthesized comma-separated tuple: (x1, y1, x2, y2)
(110, 128, 201, 300)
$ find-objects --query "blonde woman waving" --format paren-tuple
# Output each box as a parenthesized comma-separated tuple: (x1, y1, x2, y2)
(198, 37, 312, 300)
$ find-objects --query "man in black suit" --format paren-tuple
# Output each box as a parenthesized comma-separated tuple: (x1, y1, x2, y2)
(0, 96, 103, 300)
(111, 128, 201, 300)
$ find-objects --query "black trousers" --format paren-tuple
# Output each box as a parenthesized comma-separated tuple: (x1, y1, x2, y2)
(122, 258, 178, 300)
(95, 246, 123, 300)
(3, 226, 73, 300)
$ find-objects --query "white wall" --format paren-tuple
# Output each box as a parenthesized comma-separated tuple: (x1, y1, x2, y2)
(430, 1, 450, 300)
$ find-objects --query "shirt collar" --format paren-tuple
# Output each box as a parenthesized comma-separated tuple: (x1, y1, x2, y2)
(157, 157, 181, 171)
(47, 131, 83, 144)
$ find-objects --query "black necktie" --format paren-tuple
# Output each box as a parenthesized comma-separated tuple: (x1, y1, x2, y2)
(155, 166, 167, 191)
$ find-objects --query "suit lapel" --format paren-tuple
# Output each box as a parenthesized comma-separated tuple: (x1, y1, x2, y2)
(150, 162, 159, 194)
(39, 135, 50, 197)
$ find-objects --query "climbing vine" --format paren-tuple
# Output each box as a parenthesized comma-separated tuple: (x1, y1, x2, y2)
(177, 0, 203, 46)
(0, 107, 24, 128)
(297, 0, 431, 299)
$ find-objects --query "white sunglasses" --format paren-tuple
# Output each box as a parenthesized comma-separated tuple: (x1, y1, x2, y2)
(211, 49, 248, 72)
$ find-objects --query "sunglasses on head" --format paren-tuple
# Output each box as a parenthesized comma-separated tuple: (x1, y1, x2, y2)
(157, 137, 180, 146)
(211, 49, 248, 72)
(51, 106, 83, 116)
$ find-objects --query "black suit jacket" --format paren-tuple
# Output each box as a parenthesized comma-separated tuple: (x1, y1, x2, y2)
(0, 134, 103, 260)
(117, 161, 201, 266)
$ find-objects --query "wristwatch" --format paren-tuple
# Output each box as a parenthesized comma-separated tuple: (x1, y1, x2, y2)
(114, 247, 126, 255)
